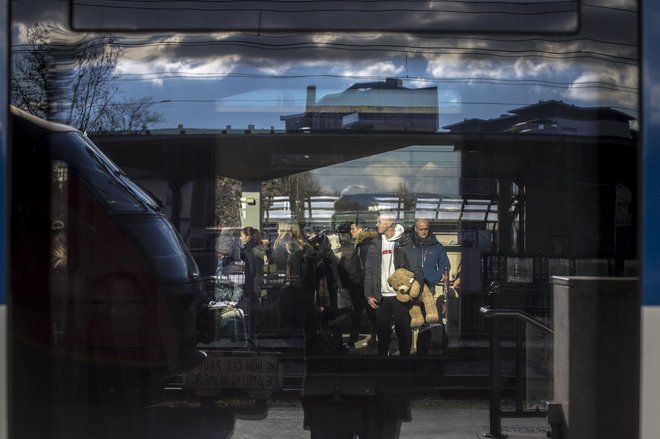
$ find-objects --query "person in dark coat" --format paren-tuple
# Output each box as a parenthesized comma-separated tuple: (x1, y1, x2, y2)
(339, 221, 378, 348)
(271, 221, 316, 336)
(411, 218, 451, 356)
(363, 212, 423, 356)
(305, 228, 347, 353)
(303, 215, 415, 438)
(239, 226, 268, 335)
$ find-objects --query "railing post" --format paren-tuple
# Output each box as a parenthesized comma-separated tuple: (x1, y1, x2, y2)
(485, 281, 505, 438)
(515, 318, 524, 414)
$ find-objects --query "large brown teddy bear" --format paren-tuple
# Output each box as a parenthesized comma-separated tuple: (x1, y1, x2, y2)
(387, 268, 439, 329)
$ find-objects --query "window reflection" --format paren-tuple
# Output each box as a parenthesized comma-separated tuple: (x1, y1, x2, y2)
(51, 161, 68, 271)
(10, 0, 640, 435)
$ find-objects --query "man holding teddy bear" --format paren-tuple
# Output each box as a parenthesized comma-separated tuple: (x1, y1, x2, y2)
(364, 212, 424, 356)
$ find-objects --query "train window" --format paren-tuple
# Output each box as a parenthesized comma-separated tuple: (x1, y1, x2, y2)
(38, 132, 152, 212)
(120, 215, 202, 280)
(81, 135, 165, 210)
(9, 0, 640, 438)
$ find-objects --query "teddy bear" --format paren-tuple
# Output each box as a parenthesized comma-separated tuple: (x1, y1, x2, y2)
(387, 268, 440, 329)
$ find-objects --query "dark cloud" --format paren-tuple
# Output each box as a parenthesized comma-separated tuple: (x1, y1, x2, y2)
(11, 0, 639, 129)
(12, 0, 636, 66)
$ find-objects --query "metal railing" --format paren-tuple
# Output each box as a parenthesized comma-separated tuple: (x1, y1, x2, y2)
(480, 281, 553, 439)
(480, 307, 553, 335)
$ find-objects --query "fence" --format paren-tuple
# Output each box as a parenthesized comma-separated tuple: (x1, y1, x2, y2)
(199, 253, 636, 342)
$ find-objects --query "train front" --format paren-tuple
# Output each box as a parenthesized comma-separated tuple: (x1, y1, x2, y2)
(10, 107, 210, 404)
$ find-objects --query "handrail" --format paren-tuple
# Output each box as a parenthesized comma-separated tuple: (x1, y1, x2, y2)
(479, 306, 554, 335)
(481, 283, 552, 438)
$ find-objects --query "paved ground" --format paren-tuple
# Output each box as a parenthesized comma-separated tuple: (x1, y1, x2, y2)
(177, 330, 552, 438)
(230, 404, 550, 439)
(21, 394, 550, 439)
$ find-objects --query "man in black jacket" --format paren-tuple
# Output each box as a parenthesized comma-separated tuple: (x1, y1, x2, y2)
(363, 213, 423, 356)
(339, 221, 378, 348)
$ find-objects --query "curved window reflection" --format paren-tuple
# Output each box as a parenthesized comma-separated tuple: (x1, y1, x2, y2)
(9, 1, 640, 438)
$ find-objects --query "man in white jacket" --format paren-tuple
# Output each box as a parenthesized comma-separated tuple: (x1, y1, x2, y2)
(364, 212, 423, 356)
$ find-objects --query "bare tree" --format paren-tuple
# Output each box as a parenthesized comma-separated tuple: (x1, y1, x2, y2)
(12, 23, 121, 131)
(69, 33, 121, 133)
(11, 23, 52, 118)
(215, 177, 242, 227)
(395, 182, 414, 210)
(99, 97, 166, 133)
(11, 23, 164, 133)
(262, 172, 322, 209)
(212, 172, 323, 230)
(261, 172, 323, 225)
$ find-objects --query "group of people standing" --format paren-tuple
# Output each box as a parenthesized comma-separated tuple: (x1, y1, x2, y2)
(354, 214, 451, 356)
(214, 213, 451, 357)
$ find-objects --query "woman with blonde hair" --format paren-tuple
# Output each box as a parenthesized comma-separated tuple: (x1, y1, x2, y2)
(271, 221, 315, 335)
(272, 221, 306, 275)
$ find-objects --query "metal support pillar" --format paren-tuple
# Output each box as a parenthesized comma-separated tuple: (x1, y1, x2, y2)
(485, 281, 506, 439)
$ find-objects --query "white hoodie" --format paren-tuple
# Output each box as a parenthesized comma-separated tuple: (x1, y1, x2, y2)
(380, 224, 405, 296)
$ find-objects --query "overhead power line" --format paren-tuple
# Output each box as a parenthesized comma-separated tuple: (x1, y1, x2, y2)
(12, 40, 638, 66)
(100, 72, 640, 93)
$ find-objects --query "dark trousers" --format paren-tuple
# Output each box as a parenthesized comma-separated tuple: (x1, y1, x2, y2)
(375, 296, 412, 356)
(416, 295, 448, 356)
(348, 285, 377, 343)
(304, 394, 410, 439)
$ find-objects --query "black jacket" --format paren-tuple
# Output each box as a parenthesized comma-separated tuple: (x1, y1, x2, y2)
(363, 229, 423, 301)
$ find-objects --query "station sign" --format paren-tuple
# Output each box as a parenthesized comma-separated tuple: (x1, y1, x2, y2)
(183, 351, 282, 391)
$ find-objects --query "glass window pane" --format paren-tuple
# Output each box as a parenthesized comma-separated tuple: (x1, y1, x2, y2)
(9, 0, 640, 437)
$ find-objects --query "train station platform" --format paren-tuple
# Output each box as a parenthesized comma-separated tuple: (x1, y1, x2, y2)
(228, 403, 550, 439)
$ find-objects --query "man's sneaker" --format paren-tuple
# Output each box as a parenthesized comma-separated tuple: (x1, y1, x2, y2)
(347, 340, 356, 349)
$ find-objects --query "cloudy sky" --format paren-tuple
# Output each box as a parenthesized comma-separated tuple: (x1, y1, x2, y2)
(11, 0, 639, 131)
(10, 0, 640, 196)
